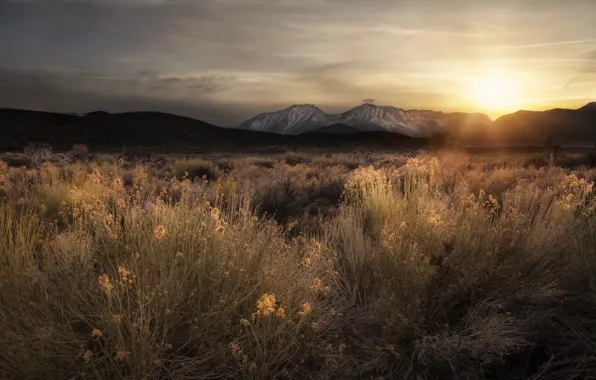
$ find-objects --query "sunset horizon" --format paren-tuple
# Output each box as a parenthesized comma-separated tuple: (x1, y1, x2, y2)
(3, 2, 596, 379)
(2, 0, 595, 126)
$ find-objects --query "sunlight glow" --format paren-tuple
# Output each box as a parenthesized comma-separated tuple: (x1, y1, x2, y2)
(468, 72, 521, 114)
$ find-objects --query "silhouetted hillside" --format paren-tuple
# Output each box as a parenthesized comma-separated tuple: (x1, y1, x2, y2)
(493, 104, 596, 145)
(3, 103, 594, 152)
(0, 109, 427, 152)
(308, 123, 361, 134)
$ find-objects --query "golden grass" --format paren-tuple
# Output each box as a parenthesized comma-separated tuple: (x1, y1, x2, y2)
(0, 149, 596, 379)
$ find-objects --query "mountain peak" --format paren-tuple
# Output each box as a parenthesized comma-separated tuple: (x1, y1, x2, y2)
(288, 103, 318, 110)
(239, 104, 334, 135)
(240, 103, 492, 137)
(341, 104, 421, 135)
(353, 103, 393, 111)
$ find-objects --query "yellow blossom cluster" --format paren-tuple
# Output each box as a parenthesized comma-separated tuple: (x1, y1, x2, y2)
(427, 211, 443, 227)
(118, 265, 136, 285)
(98, 274, 113, 295)
(255, 293, 277, 317)
(405, 157, 439, 177)
(154, 225, 167, 240)
(298, 303, 312, 317)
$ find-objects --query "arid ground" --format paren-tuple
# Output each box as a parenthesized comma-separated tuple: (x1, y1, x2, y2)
(1, 146, 596, 379)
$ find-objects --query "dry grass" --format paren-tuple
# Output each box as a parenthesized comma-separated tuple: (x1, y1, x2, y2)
(0, 148, 596, 379)
(72, 144, 91, 162)
(172, 158, 217, 180)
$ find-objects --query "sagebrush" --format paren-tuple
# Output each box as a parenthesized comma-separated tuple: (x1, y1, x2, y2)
(1, 149, 596, 380)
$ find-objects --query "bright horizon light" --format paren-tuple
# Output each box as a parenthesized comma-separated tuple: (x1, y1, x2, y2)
(467, 72, 522, 116)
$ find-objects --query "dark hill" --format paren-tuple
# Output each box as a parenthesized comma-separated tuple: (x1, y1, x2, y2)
(0, 108, 428, 152)
(85, 111, 112, 118)
(307, 123, 361, 134)
(493, 103, 596, 145)
(579, 102, 596, 112)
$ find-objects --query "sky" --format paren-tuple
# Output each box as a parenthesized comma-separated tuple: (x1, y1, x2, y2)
(0, 0, 595, 126)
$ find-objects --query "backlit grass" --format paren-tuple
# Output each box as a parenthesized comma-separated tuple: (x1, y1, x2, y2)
(1, 148, 596, 379)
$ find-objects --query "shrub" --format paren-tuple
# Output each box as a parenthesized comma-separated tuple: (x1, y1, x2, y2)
(252, 159, 275, 169)
(1, 152, 32, 168)
(24, 142, 52, 165)
(71, 144, 90, 161)
(284, 153, 311, 166)
(0, 170, 336, 379)
(257, 174, 298, 223)
(172, 158, 217, 180)
(215, 159, 235, 173)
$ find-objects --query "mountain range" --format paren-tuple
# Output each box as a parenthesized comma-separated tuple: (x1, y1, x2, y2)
(239, 102, 596, 146)
(0, 108, 424, 152)
(0, 102, 595, 152)
(239, 103, 493, 138)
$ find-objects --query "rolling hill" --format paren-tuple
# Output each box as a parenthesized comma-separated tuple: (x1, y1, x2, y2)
(2, 101, 595, 152)
(493, 103, 596, 145)
(0, 108, 427, 152)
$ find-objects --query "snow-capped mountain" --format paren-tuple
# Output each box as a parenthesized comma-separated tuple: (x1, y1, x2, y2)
(340, 104, 442, 136)
(239, 104, 338, 135)
(239, 103, 492, 137)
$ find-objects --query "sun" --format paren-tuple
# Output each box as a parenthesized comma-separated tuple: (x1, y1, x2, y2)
(468, 73, 520, 114)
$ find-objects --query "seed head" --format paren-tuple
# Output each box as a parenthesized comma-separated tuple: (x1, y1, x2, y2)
(154, 225, 167, 240)
(98, 274, 113, 295)
(275, 307, 286, 318)
(255, 293, 276, 317)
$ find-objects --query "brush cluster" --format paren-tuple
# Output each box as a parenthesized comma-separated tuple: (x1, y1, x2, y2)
(1, 148, 596, 379)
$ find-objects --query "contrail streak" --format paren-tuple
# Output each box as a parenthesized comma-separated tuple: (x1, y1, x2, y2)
(500, 39, 596, 50)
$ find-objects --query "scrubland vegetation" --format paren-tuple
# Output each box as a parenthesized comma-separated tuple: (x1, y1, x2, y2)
(1, 146, 596, 379)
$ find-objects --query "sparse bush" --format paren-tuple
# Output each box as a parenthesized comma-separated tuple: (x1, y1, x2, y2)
(252, 159, 275, 169)
(257, 173, 298, 223)
(215, 177, 241, 208)
(24, 142, 52, 165)
(524, 152, 550, 167)
(284, 153, 311, 166)
(215, 158, 235, 173)
(556, 150, 596, 168)
(0, 152, 32, 168)
(33, 181, 71, 221)
(71, 144, 90, 161)
(172, 157, 217, 180)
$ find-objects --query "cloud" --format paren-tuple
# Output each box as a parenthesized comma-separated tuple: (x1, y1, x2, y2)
(565, 48, 596, 87)
(1, 0, 596, 116)
(500, 39, 596, 50)
(0, 69, 254, 126)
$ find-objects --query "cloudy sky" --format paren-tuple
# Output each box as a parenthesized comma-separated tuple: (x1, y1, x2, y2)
(1, 0, 595, 126)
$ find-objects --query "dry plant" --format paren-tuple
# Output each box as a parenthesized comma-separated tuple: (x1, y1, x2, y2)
(0, 149, 595, 379)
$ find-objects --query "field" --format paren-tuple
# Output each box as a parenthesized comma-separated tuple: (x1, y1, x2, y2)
(1, 146, 596, 380)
